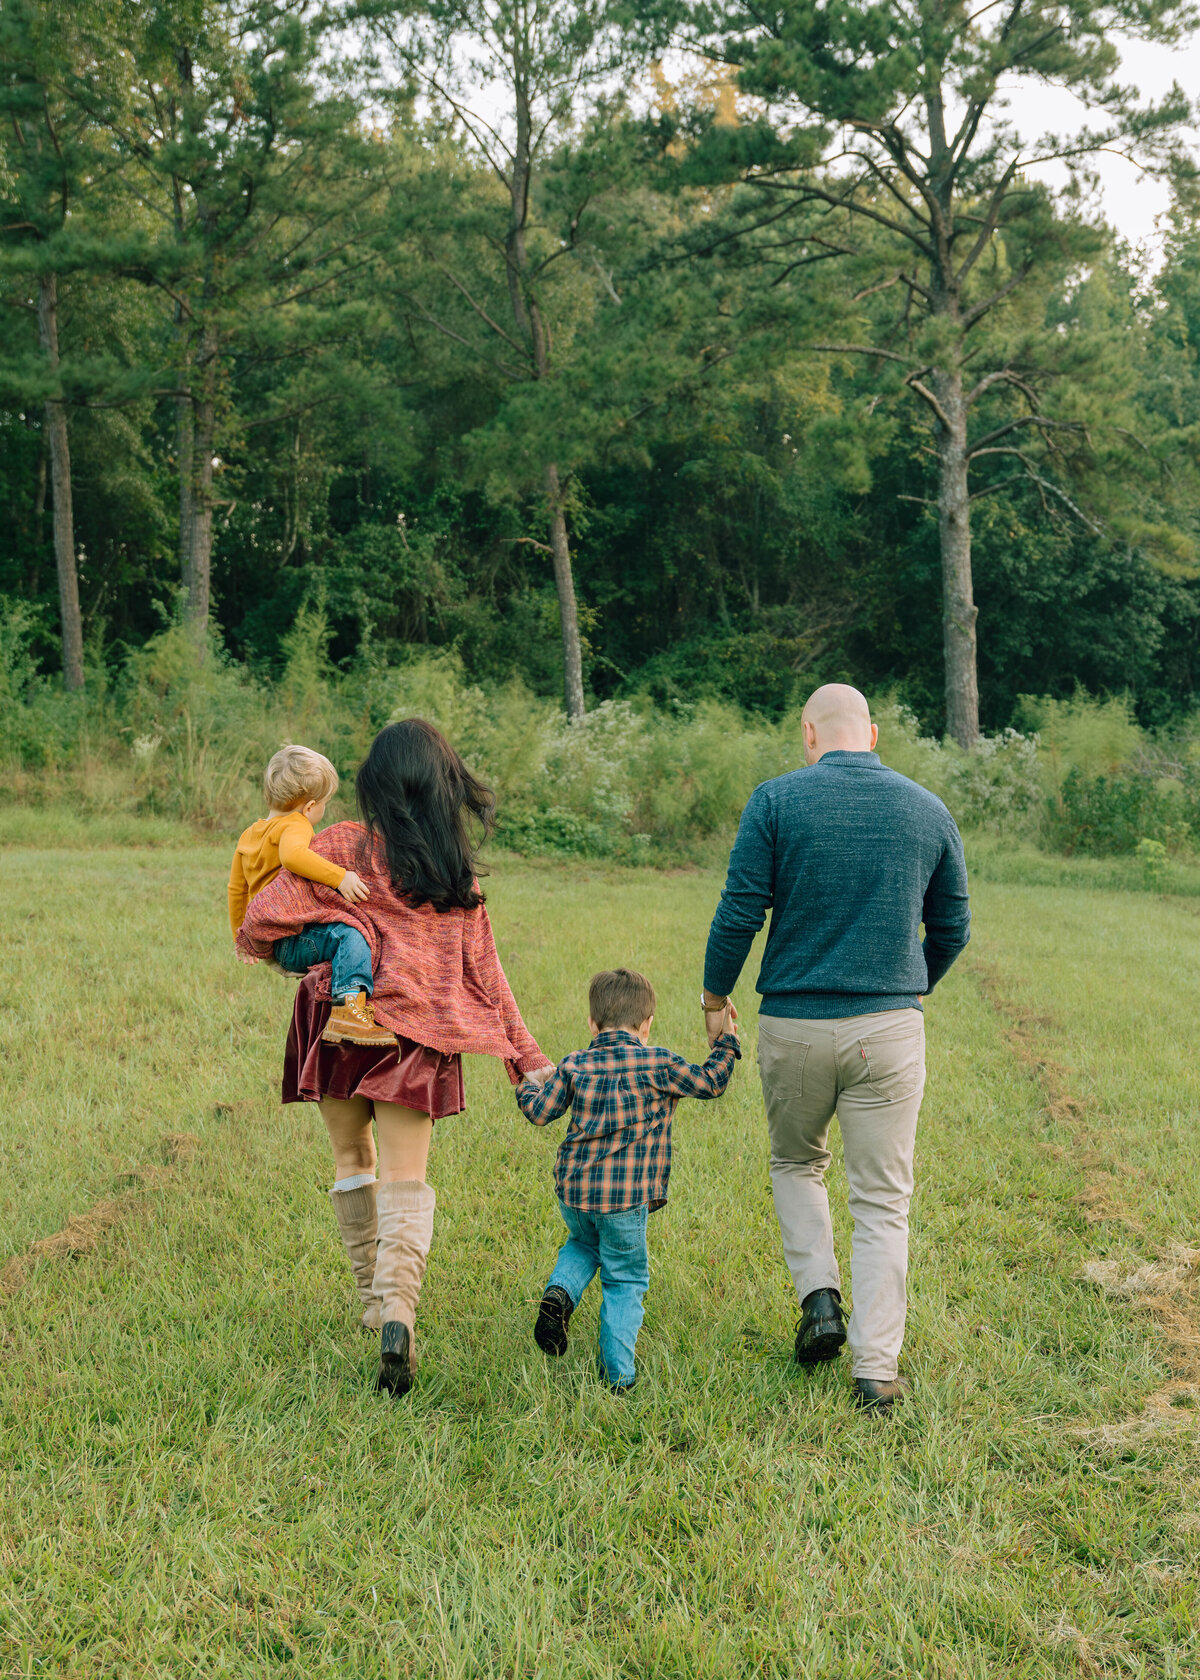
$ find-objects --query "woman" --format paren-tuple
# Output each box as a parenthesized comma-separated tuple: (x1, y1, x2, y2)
(238, 719, 553, 1398)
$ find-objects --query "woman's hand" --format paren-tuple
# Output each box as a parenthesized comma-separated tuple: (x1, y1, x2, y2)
(523, 1063, 556, 1088)
(337, 870, 370, 904)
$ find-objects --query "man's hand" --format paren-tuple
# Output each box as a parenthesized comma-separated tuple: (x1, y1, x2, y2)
(337, 870, 370, 904)
(703, 992, 738, 1047)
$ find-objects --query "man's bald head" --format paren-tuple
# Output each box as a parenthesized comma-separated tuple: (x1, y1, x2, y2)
(801, 683, 877, 764)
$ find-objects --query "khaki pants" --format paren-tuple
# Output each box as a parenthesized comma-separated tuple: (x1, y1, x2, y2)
(757, 1009, 926, 1380)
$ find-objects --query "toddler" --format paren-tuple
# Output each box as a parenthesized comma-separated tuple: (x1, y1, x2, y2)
(228, 743, 396, 1047)
(516, 967, 739, 1392)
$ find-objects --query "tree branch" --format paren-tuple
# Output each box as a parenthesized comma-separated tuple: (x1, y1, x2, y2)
(968, 415, 1081, 455)
(806, 342, 911, 364)
(430, 260, 526, 352)
(961, 265, 1035, 333)
(745, 174, 935, 260)
(966, 366, 1039, 407)
(906, 377, 953, 431)
(969, 473, 1028, 502)
(970, 447, 1103, 532)
(954, 156, 1020, 287)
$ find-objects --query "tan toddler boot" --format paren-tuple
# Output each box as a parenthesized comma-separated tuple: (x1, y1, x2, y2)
(373, 1179, 436, 1398)
(321, 992, 398, 1048)
(329, 1182, 384, 1330)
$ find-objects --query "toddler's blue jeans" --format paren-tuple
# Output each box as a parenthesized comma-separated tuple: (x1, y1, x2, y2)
(274, 922, 373, 1002)
(546, 1200, 650, 1388)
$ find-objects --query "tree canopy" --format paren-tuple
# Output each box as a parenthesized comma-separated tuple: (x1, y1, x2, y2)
(2, 0, 1199, 736)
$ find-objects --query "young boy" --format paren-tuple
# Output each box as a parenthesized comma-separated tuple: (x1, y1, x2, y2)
(228, 743, 396, 1047)
(516, 967, 739, 1393)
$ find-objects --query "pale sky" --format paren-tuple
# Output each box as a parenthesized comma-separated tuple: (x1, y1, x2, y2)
(456, 31, 1200, 260)
(665, 34, 1200, 259)
(998, 36, 1200, 260)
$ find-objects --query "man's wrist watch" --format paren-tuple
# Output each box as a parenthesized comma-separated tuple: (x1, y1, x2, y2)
(701, 990, 730, 1012)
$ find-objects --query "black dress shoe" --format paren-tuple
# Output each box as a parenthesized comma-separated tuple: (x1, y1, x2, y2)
(375, 1321, 412, 1399)
(533, 1285, 574, 1356)
(854, 1376, 911, 1412)
(794, 1287, 847, 1365)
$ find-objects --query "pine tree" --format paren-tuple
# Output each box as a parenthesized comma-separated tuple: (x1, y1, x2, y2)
(0, 0, 114, 689)
(369, 0, 638, 719)
(95, 0, 383, 637)
(663, 0, 1198, 743)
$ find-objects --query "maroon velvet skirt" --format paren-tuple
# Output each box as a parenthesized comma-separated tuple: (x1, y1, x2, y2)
(282, 973, 465, 1120)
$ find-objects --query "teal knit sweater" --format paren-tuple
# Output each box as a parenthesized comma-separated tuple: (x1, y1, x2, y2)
(703, 750, 971, 1018)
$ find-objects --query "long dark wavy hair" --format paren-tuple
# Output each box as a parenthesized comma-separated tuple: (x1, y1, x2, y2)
(355, 719, 495, 911)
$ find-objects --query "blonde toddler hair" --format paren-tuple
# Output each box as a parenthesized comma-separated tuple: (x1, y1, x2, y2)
(264, 743, 339, 810)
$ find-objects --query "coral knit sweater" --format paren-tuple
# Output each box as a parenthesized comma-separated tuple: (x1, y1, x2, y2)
(237, 821, 551, 1084)
(228, 810, 346, 935)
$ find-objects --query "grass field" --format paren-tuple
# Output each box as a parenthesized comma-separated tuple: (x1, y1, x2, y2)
(2, 838, 1198, 1678)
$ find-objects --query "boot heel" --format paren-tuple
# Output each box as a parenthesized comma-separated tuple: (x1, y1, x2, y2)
(376, 1321, 412, 1398)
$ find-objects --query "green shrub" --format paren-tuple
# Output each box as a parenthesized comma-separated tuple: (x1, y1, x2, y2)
(873, 701, 1042, 836)
(630, 700, 798, 846)
(3, 602, 1195, 866)
(943, 729, 1043, 835)
(120, 627, 276, 826)
(632, 630, 815, 718)
(1135, 837, 1168, 888)
(1047, 766, 1191, 856)
(872, 700, 950, 798)
(494, 806, 611, 858)
(0, 596, 89, 773)
(1016, 692, 1144, 799)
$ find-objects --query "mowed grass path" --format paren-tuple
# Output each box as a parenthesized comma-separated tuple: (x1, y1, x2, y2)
(1, 846, 1198, 1678)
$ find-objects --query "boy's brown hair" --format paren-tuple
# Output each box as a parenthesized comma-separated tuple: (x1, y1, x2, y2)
(589, 968, 656, 1031)
(264, 743, 339, 811)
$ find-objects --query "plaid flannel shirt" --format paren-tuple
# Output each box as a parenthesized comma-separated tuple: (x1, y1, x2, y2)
(515, 1028, 741, 1213)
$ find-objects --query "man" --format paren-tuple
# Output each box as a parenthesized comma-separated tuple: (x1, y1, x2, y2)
(702, 684, 970, 1411)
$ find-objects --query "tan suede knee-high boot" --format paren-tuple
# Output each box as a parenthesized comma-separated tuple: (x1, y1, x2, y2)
(329, 1183, 384, 1331)
(373, 1179, 436, 1398)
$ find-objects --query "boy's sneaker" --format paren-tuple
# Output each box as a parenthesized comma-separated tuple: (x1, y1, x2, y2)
(533, 1285, 574, 1356)
(322, 992, 398, 1049)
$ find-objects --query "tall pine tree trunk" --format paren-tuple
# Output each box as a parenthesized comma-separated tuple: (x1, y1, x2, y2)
(176, 304, 194, 613)
(32, 436, 47, 594)
(36, 272, 84, 692)
(177, 388, 194, 608)
(932, 367, 979, 749)
(182, 321, 217, 633)
(545, 463, 586, 721)
(506, 74, 586, 720)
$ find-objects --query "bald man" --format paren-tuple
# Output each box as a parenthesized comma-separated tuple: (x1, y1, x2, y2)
(702, 684, 970, 1411)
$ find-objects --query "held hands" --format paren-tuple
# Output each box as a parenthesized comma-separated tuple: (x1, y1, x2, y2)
(523, 1063, 556, 1089)
(337, 870, 370, 904)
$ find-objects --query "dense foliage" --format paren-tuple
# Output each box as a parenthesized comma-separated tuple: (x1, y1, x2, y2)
(2, 0, 1200, 769)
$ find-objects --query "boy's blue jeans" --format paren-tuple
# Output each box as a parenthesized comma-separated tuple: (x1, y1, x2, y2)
(546, 1200, 650, 1388)
(274, 922, 373, 1002)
